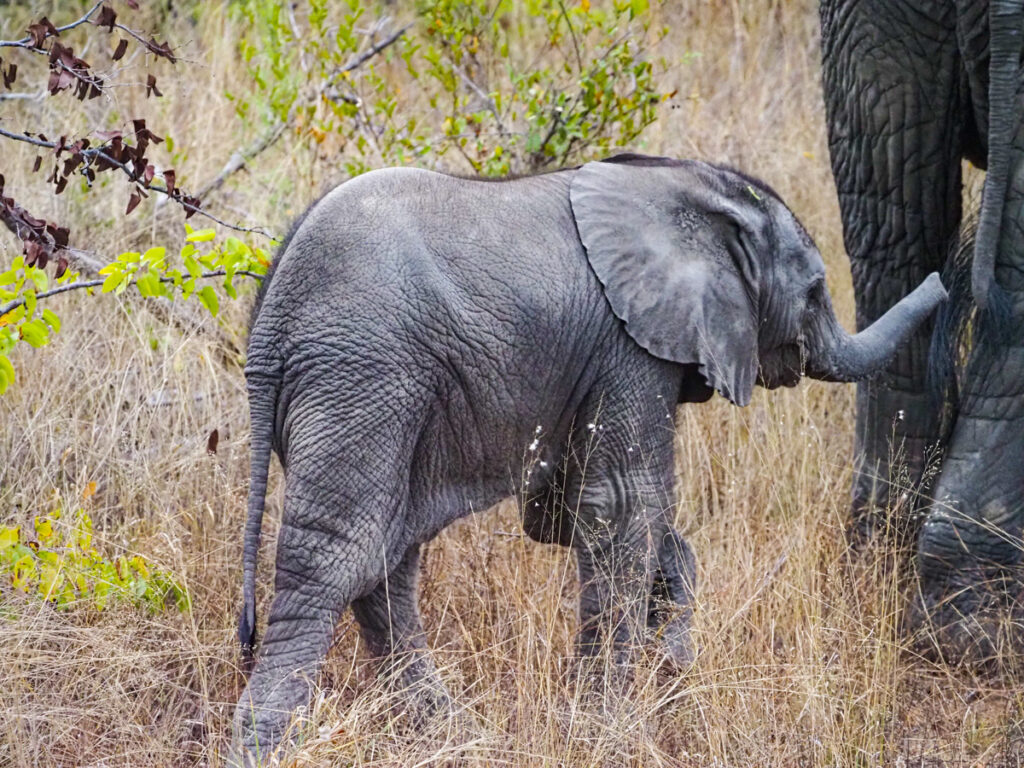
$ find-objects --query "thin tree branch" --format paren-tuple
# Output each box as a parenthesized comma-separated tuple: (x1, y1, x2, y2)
(0, 126, 276, 238)
(0, 1, 105, 48)
(196, 22, 410, 205)
(329, 23, 411, 83)
(0, 269, 264, 317)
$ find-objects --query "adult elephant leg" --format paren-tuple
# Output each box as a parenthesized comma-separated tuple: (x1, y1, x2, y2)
(820, 0, 965, 541)
(911, 41, 1024, 660)
(351, 544, 452, 715)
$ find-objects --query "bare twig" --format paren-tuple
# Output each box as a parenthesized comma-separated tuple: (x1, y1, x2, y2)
(195, 21, 410, 204)
(0, 126, 275, 238)
(0, 91, 46, 102)
(192, 121, 287, 201)
(329, 23, 411, 84)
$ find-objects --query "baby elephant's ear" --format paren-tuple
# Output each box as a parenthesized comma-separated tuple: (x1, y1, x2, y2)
(570, 158, 763, 406)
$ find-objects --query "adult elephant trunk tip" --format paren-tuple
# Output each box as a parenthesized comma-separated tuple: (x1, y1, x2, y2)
(812, 272, 948, 383)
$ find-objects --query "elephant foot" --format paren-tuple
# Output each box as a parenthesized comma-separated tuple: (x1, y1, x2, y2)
(230, 667, 316, 768)
(903, 564, 1024, 668)
(646, 529, 697, 668)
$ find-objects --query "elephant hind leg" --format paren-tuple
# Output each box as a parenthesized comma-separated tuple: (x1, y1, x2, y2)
(351, 543, 453, 718)
(231, 483, 401, 764)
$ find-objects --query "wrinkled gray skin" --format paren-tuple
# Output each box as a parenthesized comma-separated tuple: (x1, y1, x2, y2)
(231, 154, 946, 763)
(820, 0, 1024, 659)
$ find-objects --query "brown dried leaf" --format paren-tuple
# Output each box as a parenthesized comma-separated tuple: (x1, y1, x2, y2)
(32, 156, 42, 173)
(181, 195, 200, 219)
(3, 62, 17, 89)
(26, 17, 58, 49)
(143, 37, 176, 64)
(94, 5, 117, 32)
(163, 169, 175, 196)
(126, 188, 142, 215)
(145, 73, 162, 98)
(206, 429, 219, 455)
(112, 38, 128, 61)
(47, 224, 69, 248)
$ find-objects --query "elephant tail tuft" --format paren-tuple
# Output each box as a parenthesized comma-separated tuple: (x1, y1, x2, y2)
(239, 374, 277, 672)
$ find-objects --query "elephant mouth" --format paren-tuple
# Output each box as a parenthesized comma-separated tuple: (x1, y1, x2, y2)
(757, 344, 803, 389)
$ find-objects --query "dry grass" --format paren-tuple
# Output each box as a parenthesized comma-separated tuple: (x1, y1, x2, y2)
(1, 1, 1023, 766)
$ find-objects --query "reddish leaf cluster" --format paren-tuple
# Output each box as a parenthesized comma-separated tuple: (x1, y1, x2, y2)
(25, 17, 59, 49)
(47, 40, 103, 100)
(0, 174, 69, 276)
(25, 120, 201, 219)
(1, 4, 177, 102)
(0, 3, 200, 278)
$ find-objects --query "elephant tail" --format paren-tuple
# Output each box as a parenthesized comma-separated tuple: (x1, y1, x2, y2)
(239, 373, 277, 671)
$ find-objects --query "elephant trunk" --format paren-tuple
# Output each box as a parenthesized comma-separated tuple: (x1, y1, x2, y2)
(972, 0, 1024, 309)
(807, 272, 948, 383)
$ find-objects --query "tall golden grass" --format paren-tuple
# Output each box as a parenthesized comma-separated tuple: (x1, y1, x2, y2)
(1, 1, 1021, 765)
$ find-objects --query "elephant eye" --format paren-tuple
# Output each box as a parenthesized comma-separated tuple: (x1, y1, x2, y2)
(804, 279, 824, 310)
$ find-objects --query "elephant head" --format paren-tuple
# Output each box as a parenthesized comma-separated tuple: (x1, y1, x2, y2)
(570, 155, 948, 406)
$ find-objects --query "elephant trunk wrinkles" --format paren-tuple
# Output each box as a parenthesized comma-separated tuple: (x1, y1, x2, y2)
(809, 272, 948, 382)
(972, 0, 1024, 309)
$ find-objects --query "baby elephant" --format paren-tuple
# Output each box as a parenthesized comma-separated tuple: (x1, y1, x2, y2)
(232, 153, 946, 762)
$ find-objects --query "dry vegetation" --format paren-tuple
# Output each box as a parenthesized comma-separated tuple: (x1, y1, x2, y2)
(1, 1, 1022, 766)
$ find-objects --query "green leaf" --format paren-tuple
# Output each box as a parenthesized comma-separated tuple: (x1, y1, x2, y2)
(0, 526, 18, 550)
(135, 271, 162, 298)
(101, 272, 124, 294)
(142, 246, 167, 268)
(184, 254, 201, 280)
(19, 320, 49, 348)
(0, 355, 13, 394)
(185, 228, 217, 243)
(197, 286, 219, 316)
(41, 309, 61, 332)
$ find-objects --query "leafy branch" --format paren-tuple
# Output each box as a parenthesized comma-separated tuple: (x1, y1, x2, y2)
(0, 227, 269, 394)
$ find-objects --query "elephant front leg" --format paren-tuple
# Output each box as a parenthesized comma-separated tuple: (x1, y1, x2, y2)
(351, 544, 453, 719)
(820, 0, 964, 543)
(566, 455, 693, 668)
(647, 528, 697, 667)
(851, 384, 940, 542)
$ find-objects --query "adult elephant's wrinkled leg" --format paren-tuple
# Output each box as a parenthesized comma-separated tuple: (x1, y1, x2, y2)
(910, 97, 1024, 661)
(351, 544, 453, 717)
(820, 0, 965, 542)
